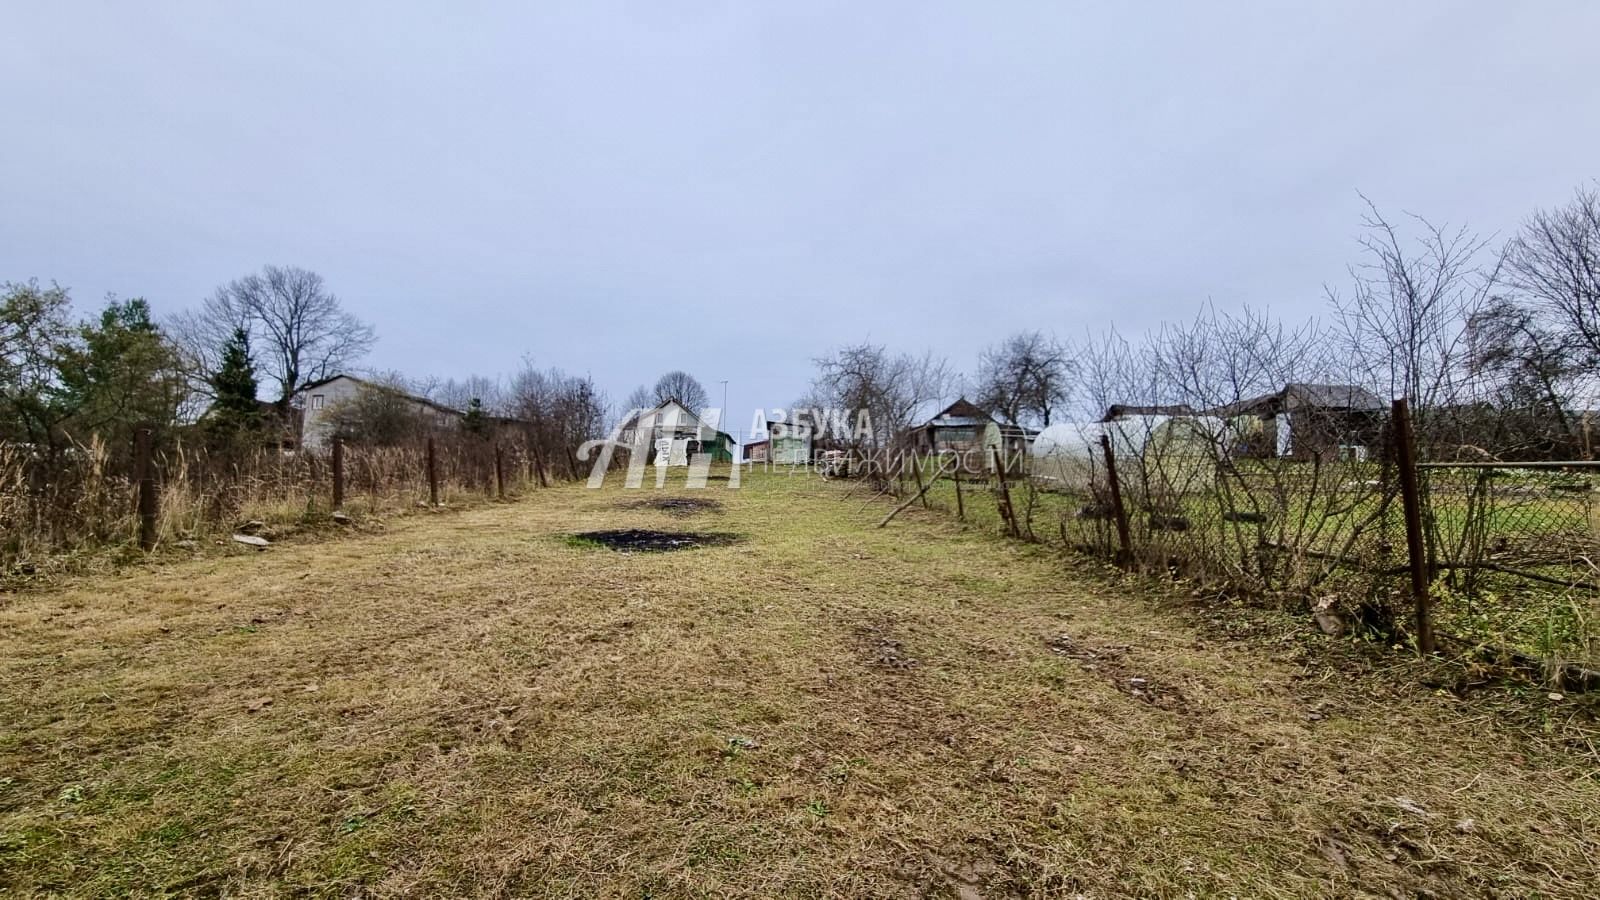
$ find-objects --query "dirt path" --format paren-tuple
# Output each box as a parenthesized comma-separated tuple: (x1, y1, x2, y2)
(1, 474, 1597, 897)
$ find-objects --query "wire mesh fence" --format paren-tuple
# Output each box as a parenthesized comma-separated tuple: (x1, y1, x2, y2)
(891, 413, 1600, 683)
(1418, 462, 1600, 673)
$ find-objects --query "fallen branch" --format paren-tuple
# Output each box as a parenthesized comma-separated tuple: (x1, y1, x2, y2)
(877, 459, 955, 528)
(856, 483, 894, 513)
(1379, 561, 1600, 593)
(1435, 629, 1600, 692)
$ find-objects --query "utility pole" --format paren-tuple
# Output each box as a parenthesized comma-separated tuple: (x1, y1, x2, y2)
(719, 380, 731, 460)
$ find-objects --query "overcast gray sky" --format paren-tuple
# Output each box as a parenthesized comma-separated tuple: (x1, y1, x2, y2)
(4, 1, 1598, 439)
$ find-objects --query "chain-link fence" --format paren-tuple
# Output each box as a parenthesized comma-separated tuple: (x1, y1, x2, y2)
(1418, 462, 1600, 674)
(892, 408, 1600, 684)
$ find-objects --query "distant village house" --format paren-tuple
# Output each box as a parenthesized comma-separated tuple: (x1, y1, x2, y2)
(906, 398, 1034, 475)
(1213, 383, 1385, 462)
(294, 374, 472, 451)
(616, 399, 735, 465)
(744, 419, 813, 464)
(1098, 384, 1385, 463)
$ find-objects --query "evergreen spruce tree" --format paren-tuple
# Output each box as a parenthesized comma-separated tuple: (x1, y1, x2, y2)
(462, 397, 487, 436)
(208, 327, 261, 437)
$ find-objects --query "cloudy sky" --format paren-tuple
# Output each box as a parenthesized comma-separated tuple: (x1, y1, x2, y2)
(4, 2, 1597, 439)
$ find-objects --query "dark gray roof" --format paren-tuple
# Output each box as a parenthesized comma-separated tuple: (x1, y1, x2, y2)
(1281, 383, 1386, 411)
(1101, 403, 1194, 422)
(1212, 383, 1385, 416)
(915, 398, 996, 429)
(297, 373, 468, 419)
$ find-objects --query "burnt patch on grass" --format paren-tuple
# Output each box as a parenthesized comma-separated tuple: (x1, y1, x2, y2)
(620, 497, 724, 516)
(567, 529, 742, 552)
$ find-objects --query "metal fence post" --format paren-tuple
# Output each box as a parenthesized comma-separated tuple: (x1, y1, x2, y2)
(134, 426, 158, 551)
(1100, 434, 1132, 567)
(426, 437, 439, 507)
(495, 443, 506, 499)
(331, 436, 345, 510)
(1391, 397, 1435, 656)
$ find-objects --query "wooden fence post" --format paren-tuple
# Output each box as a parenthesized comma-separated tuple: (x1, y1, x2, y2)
(426, 437, 439, 507)
(1391, 397, 1435, 656)
(134, 426, 158, 551)
(992, 448, 1019, 538)
(531, 443, 549, 488)
(952, 457, 965, 521)
(912, 453, 929, 508)
(878, 457, 955, 528)
(331, 436, 345, 510)
(1099, 434, 1132, 567)
(494, 444, 506, 499)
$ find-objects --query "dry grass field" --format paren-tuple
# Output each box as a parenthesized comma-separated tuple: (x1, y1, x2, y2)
(2, 470, 1598, 897)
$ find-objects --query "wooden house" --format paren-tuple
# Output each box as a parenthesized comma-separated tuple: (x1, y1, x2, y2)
(616, 399, 736, 465)
(765, 419, 812, 464)
(1212, 383, 1385, 462)
(906, 398, 1029, 475)
(293, 374, 465, 451)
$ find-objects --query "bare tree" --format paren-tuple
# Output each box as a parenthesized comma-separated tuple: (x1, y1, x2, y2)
(973, 330, 1074, 427)
(651, 370, 710, 412)
(1328, 197, 1500, 448)
(1149, 303, 1329, 414)
(1504, 185, 1600, 368)
(809, 342, 952, 451)
(176, 265, 375, 411)
(1467, 297, 1585, 455)
(430, 374, 507, 416)
(1074, 327, 1140, 423)
(622, 384, 657, 417)
(510, 363, 609, 477)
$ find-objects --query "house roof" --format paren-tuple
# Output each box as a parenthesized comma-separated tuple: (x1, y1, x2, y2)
(999, 423, 1040, 437)
(912, 397, 996, 429)
(1212, 383, 1385, 417)
(1101, 403, 1195, 422)
(295, 374, 535, 424)
(617, 398, 736, 444)
(1281, 383, 1386, 411)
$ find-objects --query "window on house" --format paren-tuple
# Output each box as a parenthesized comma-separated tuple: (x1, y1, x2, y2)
(311, 394, 325, 410)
